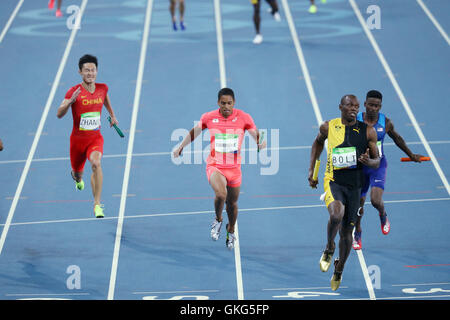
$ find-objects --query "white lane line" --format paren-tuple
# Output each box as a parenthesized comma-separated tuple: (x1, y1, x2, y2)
(282, 0, 374, 300)
(5, 293, 90, 297)
(0, 0, 24, 44)
(1, 139, 449, 165)
(349, 0, 450, 300)
(280, 0, 323, 126)
(392, 282, 450, 287)
(416, 0, 450, 45)
(350, 0, 450, 197)
(3, 197, 448, 227)
(0, 0, 89, 256)
(132, 290, 219, 294)
(214, 0, 227, 90)
(107, 0, 154, 301)
(213, 0, 244, 301)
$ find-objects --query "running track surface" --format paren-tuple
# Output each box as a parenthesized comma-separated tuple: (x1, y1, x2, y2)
(0, 0, 449, 300)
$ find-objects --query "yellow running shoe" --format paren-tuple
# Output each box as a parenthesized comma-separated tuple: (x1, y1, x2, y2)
(309, 4, 317, 14)
(94, 204, 104, 218)
(319, 246, 334, 272)
(330, 259, 343, 291)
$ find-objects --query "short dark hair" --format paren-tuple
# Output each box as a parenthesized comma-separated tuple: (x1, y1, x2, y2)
(218, 87, 235, 101)
(78, 54, 98, 70)
(366, 90, 382, 101)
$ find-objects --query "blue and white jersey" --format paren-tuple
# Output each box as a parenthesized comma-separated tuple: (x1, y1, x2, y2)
(357, 112, 386, 158)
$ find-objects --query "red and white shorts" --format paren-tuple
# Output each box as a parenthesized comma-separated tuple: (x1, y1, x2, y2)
(206, 164, 242, 188)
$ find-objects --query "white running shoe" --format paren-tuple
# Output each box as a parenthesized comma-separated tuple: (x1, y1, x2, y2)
(253, 34, 263, 44)
(210, 219, 222, 241)
(273, 12, 281, 22)
(226, 230, 236, 250)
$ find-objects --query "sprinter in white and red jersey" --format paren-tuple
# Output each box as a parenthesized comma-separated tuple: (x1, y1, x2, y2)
(173, 88, 266, 250)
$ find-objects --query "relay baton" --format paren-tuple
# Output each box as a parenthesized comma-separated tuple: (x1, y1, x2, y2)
(313, 159, 320, 181)
(108, 116, 124, 138)
(400, 157, 430, 162)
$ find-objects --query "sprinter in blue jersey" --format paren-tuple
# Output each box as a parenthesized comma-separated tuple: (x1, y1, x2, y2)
(352, 90, 424, 250)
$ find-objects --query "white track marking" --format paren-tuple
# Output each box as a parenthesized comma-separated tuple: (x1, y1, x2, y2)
(416, 0, 450, 45)
(0, 0, 89, 256)
(1, 140, 449, 165)
(4, 197, 448, 227)
(107, 0, 154, 300)
(349, 0, 450, 196)
(282, 0, 374, 299)
(0, 0, 24, 44)
(213, 0, 244, 301)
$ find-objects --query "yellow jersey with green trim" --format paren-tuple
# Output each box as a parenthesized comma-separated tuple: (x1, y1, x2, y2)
(325, 118, 369, 188)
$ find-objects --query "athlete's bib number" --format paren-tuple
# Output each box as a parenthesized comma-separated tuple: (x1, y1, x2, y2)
(215, 133, 239, 153)
(332, 147, 357, 169)
(80, 112, 101, 131)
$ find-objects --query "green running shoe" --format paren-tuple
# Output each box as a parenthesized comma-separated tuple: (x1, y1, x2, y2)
(71, 171, 84, 191)
(309, 4, 317, 13)
(75, 180, 84, 191)
(94, 204, 104, 218)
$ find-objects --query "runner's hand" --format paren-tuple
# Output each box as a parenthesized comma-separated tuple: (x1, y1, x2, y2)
(70, 87, 81, 104)
(173, 146, 183, 158)
(258, 140, 267, 151)
(358, 148, 370, 165)
(109, 115, 119, 127)
(410, 154, 425, 162)
(308, 173, 319, 189)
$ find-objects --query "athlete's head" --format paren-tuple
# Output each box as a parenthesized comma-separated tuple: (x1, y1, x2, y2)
(217, 87, 235, 118)
(339, 94, 359, 123)
(364, 90, 382, 117)
(78, 54, 98, 85)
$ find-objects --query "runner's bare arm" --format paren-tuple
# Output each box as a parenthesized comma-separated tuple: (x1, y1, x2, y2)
(173, 126, 203, 158)
(103, 94, 118, 127)
(248, 128, 266, 151)
(359, 126, 380, 169)
(385, 117, 424, 162)
(308, 121, 328, 188)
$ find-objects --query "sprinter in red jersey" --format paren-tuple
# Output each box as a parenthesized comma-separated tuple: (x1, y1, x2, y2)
(57, 54, 119, 218)
(173, 88, 266, 250)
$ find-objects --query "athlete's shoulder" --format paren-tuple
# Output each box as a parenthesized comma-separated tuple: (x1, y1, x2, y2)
(199, 109, 219, 124)
(328, 117, 342, 127)
(235, 108, 251, 117)
(235, 108, 255, 122)
(96, 83, 109, 92)
(203, 109, 220, 118)
(68, 83, 82, 91)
